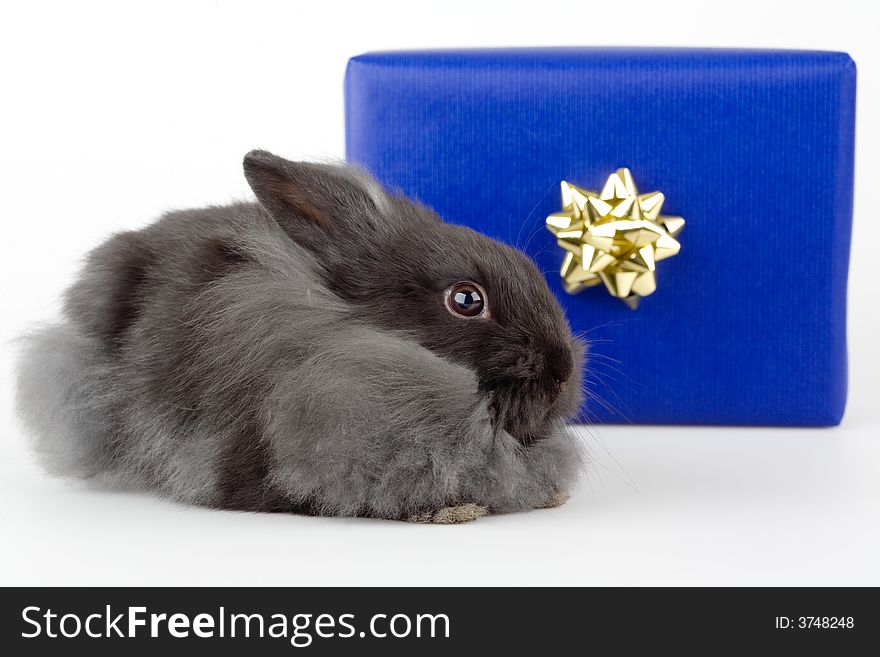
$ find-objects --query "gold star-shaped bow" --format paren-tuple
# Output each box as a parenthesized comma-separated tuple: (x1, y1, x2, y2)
(545, 168, 684, 309)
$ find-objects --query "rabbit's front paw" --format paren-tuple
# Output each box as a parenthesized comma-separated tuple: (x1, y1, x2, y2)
(408, 503, 489, 524)
(537, 491, 570, 509)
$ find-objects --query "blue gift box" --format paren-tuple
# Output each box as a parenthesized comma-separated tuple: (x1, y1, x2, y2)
(344, 48, 856, 426)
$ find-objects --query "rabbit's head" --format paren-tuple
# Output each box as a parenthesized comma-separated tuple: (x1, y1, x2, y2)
(244, 150, 584, 445)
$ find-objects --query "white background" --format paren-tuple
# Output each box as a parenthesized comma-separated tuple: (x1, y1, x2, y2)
(1, 0, 878, 586)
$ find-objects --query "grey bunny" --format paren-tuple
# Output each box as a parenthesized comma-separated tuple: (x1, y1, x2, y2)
(16, 151, 585, 523)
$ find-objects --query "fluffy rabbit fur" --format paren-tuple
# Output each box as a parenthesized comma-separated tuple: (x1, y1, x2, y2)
(16, 151, 585, 522)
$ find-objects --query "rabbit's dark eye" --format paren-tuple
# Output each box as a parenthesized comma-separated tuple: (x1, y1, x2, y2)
(445, 282, 488, 319)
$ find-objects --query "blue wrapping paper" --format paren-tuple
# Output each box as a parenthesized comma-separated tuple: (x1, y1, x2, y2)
(344, 48, 856, 426)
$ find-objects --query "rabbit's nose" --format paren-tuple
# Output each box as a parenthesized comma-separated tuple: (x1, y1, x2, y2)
(546, 380, 563, 404)
(547, 348, 573, 385)
(544, 348, 573, 404)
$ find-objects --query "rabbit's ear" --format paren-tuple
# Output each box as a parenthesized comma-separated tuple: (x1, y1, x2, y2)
(242, 150, 386, 254)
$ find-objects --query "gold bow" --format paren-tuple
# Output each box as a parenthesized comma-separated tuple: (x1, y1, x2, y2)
(545, 168, 684, 309)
